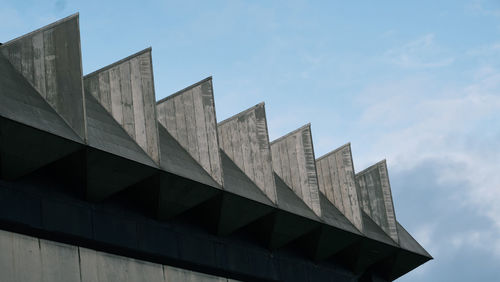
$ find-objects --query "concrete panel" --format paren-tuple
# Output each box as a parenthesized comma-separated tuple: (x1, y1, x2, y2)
(0, 14, 86, 140)
(0, 229, 42, 282)
(79, 247, 164, 282)
(84, 48, 160, 164)
(157, 78, 222, 186)
(316, 143, 363, 231)
(270, 124, 321, 216)
(164, 265, 226, 282)
(0, 54, 84, 179)
(355, 160, 398, 243)
(39, 240, 81, 282)
(218, 103, 276, 203)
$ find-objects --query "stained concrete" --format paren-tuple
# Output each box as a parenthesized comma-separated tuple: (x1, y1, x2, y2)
(84, 48, 160, 164)
(0, 13, 86, 140)
(316, 143, 363, 232)
(157, 77, 222, 186)
(85, 93, 158, 201)
(218, 103, 277, 203)
(356, 160, 398, 243)
(270, 124, 322, 217)
(0, 54, 83, 179)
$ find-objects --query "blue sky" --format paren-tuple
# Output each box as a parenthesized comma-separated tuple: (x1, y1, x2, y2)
(2, 0, 500, 281)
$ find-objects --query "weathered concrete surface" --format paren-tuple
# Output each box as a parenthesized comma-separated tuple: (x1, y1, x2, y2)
(80, 248, 164, 282)
(387, 221, 432, 280)
(85, 93, 158, 201)
(0, 13, 86, 140)
(218, 103, 276, 203)
(84, 48, 160, 164)
(0, 230, 81, 282)
(157, 77, 222, 186)
(0, 54, 83, 179)
(0, 229, 236, 282)
(270, 124, 321, 217)
(356, 160, 398, 243)
(316, 143, 363, 231)
(164, 265, 227, 282)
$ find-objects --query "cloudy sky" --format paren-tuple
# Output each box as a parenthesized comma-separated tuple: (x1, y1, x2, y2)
(2, 0, 500, 280)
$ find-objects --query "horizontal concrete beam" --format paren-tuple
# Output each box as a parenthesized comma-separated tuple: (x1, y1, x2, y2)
(270, 124, 321, 217)
(84, 48, 160, 164)
(157, 77, 223, 186)
(316, 143, 363, 231)
(217, 103, 277, 203)
(355, 160, 399, 243)
(0, 13, 86, 141)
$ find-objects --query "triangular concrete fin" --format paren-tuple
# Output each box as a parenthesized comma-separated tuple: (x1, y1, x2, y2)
(217, 103, 277, 203)
(274, 172, 318, 221)
(356, 160, 399, 243)
(0, 55, 83, 179)
(157, 77, 222, 186)
(316, 143, 363, 232)
(396, 221, 432, 258)
(84, 48, 160, 164)
(158, 124, 221, 189)
(270, 124, 322, 217)
(85, 93, 157, 168)
(319, 193, 361, 235)
(85, 93, 159, 201)
(0, 14, 86, 140)
(220, 150, 274, 205)
(361, 212, 397, 246)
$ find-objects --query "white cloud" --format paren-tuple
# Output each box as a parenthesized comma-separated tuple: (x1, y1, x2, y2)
(384, 34, 454, 68)
(353, 66, 500, 257)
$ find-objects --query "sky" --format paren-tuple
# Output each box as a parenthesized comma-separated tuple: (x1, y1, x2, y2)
(1, 0, 500, 281)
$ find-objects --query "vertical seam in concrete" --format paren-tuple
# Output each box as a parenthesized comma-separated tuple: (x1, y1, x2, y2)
(77, 247, 83, 282)
(76, 15, 88, 142)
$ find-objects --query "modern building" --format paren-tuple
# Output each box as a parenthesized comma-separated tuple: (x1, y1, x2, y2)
(0, 13, 431, 282)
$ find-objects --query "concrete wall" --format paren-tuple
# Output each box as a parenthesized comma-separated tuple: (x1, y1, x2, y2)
(270, 124, 321, 217)
(0, 229, 234, 282)
(0, 14, 86, 140)
(84, 48, 160, 164)
(316, 143, 363, 231)
(217, 103, 276, 203)
(157, 78, 223, 185)
(355, 160, 398, 243)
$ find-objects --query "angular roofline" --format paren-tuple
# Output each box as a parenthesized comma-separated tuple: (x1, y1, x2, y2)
(315, 142, 351, 162)
(84, 47, 152, 78)
(1, 13, 79, 48)
(356, 159, 387, 176)
(156, 76, 212, 104)
(270, 123, 311, 145)
(217, 102, 265, 126)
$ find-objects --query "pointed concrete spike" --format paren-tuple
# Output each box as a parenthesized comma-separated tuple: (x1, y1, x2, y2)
(0, 13, 86, 140)
(388, 221, 432, 280)
(84, 93, 158, 201)
(217, 103, 277, 203)
(84, 48, 160, 164)
(0, 53, 83, 179)
(316, 143, 363, 231)
(355, 160, 399, 243)
(270, 124, 322, 217)
(156, 77, 222, 186)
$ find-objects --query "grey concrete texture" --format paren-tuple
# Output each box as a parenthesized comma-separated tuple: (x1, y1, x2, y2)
(316, 143, 363, 232)
(270, 124, 322, 217)
(0, 13, 87, 141)
(396, 221, 431, 258)
(217, 103, 277, 203)
(0, 229, 235, 282)
(355, 160, 399, 243)
(157, 77, 223, 186)
(0, 54, 84, 179)
(84, 48, 160, 164)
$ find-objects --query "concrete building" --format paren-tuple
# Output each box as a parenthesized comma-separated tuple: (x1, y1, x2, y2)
(0, 13, 431, 282)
